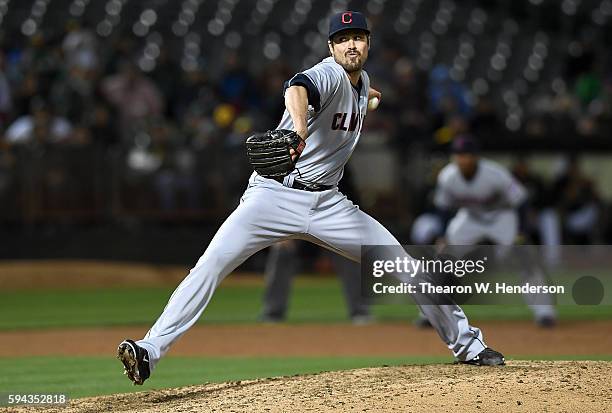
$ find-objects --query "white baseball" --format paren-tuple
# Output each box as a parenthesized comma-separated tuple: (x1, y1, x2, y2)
(368, 96, 380, 111)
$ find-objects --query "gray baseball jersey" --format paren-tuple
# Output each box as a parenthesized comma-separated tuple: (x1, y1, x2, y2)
(134, 57, 490, 373)
(434, 158, 527, 223)
(275, 56, 370, 186)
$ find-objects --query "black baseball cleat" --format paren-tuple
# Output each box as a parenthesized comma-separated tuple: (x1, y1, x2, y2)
(117, 339, 150, 385)
(258, 313, 286, 324)
(413, 316, 433, 329)
(536, 315, 557, 328)
(460, 347, 506, 366)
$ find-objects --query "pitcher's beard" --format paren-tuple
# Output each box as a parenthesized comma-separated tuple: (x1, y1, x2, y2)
(340, 58, 363, 73)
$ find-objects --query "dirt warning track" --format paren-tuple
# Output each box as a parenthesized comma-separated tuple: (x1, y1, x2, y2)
(0, 321, 610, 357)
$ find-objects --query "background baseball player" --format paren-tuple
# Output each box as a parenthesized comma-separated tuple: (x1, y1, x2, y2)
(117, 11, 504, 386)
(262, 241, 370, 323)
(262, 166, 370, 324)
(414, 135, 557, 327)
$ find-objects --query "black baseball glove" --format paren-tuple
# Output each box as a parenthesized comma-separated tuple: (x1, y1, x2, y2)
(245, 129, 306, 178)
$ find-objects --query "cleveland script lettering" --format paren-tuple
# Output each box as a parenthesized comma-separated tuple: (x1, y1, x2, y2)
(331, 112, 363, 131)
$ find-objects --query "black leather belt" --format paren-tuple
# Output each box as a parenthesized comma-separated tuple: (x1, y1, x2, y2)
(272, 177, 333, 192)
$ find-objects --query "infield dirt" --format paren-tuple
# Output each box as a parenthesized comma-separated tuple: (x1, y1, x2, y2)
(5, 361, 611, 413)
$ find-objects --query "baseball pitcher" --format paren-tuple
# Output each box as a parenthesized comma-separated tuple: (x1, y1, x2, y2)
(117, 11, 504, 386)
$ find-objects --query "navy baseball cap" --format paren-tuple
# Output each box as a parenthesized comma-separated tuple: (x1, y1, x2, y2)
(451, 134, 480, 154)
(328, 11, 370, 39)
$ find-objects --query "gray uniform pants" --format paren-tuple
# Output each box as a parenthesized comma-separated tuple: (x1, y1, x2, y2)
(262, 241, 370, 320)
(446, 210, 556, 320)
(138, 175, 487, 370)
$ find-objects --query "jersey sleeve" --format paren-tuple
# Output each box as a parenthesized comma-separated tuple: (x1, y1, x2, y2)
(294, 63, 340, 113)
(434, 169, 456, 210)
(283, 73, 321, 112)
(497, 168, 528, 207)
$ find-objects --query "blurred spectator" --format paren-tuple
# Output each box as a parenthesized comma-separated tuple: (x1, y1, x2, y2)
(471, 96, 499, 138)
(183, 104, 217, 149)
(512, 159, 551, 237)
(51, 64, 98, 124)
(410, 159, 447, 244)
(433, 114, 469, 147)
(12, 70, 40, 117)
(574, 69, 602, 108)
(62, 21, 99, 72)
(0, 140, 15, 207)
(576, 115, 598, 136)
(101, 61, 164, 129)
(0, 58, 11, 131)
(122, 120, 202, 211)
(258, 63, 292, 126)
(150, 47, 181, 119)
(176, 70, 218, 124)
(69, 125, 93, 146)
(19, 35, 63, 100)
(151, 122, 201, 211)
(392, 57, 429, 141)
(565, 39, 596, 83)
(219, 52, 258, 110)
(3, 98, 72, 145)
(87, 102, 119, 147)
(511, 158, 562, 265)
(552, 157, 601, 244)
(428, 65, 472, 128)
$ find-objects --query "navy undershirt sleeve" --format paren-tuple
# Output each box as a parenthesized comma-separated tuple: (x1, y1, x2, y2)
(283, 73, 321, 112)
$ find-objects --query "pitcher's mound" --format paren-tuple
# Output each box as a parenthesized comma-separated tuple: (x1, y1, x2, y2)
(14, 361, 612, 413)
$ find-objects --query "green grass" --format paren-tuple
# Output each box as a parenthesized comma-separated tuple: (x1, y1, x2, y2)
(0, 277, 611, 330)
(0, 281, 358, 330)
(1, 354, 610, 401)
(1, 274, 610, 403)
(0, 355, 446, 399)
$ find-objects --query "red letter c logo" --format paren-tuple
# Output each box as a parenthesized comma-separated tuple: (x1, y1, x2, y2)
(342, 12, 352, 24)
